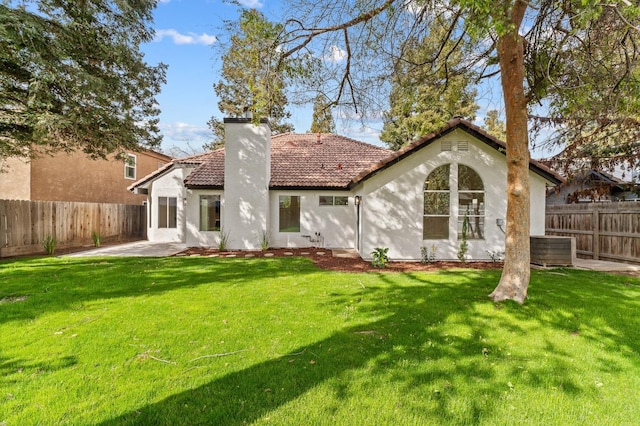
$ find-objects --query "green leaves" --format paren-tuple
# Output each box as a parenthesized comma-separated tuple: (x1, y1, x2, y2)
(309, 93, 336, 133)
(380, 17, 478, 150)
(0, 1, 166, 160)
(209, 8, 296, 148)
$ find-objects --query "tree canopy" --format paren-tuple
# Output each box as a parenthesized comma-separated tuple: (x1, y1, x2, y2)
(482, 110, 506, 142)
(309, 93, 336, 133)
(380, 17, 478, 151)
(0, 0, 166, 161)
(206, 9, 299, 149)
(272, 0, 640, 302)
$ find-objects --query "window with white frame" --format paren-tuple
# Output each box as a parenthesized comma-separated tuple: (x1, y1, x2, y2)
(423, 165, 450, 239)
(158, 197, 177, 228)
(458, 165, 485, 239)
(319, 195, 349, 206)
(279, 195, 300, 232)
(200, 195, 221, 231)
(423, 164, 485, 240)
(124, 154, 136, 180)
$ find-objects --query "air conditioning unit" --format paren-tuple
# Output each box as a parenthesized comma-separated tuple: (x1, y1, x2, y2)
(530, 236, 576, 267)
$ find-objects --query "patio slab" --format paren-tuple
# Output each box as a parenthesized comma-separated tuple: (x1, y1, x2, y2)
(63, 241, 187, 257)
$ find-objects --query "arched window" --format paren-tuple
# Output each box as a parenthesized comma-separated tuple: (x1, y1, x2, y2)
(423, 165, 450, 239)
(423, 164, 485, 240)
(458, 165, 484, 239)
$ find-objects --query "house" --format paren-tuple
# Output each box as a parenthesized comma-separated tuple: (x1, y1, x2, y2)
(129, 117, 562, 260)
(0, 148, 172, 204)
(546, 169, 640, 204)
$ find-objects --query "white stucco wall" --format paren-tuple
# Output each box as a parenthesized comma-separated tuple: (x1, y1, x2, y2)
(183, 189, 357, 249)
(146, 166, 193, 243)
(185, 189, 224, 247)
(142, 127, 552, 258)
(269, 191, 356, 249)
(530, 174, 548, 236)
(223, 119, 271, 250)
(358, 129, 552, 261)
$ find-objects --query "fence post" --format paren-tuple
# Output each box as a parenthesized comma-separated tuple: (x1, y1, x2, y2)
(592, 208, 599, 260)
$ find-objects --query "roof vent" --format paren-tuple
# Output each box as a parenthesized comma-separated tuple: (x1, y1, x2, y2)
(457, 141, 469, 152)
(441, 141, 452, 152)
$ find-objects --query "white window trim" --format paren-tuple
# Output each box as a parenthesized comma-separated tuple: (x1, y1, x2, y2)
(319, 195, 349, 206)
(125, 154, 137, 180)
(423, 163, 486, 241)
(279, 195, 301, 233)
(157, 196, 177, 229)
(199, 195, 221, 232)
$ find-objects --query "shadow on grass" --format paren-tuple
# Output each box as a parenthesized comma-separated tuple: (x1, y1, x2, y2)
(97, 268, 640, 425)
(3, 258, 639, 424)
(0, 256, 316, 325)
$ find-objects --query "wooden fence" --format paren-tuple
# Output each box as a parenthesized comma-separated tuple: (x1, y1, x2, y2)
(0, 200, 146, 257)
(545, 202, 640, 264)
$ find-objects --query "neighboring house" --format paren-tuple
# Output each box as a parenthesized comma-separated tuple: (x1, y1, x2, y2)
(546, 169, 640, 204)
(1, 149, 172, 204)
(129, 117, 562, 260)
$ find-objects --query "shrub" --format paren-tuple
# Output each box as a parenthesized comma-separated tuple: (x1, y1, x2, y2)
(91, 231, 101, 247)
(421, 245, 437, 263)
(43, 234, 58, 255)
(218, 228, 230, 251)
(457, 215, 469, 263)
(371, 247, 389, 268)
(486, 250, 505, 263)
(258, 229, 270, 251)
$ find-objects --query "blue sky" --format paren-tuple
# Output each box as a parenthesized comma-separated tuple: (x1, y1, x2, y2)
(141, 0, 338, 155)
(141, 0, 513, 156)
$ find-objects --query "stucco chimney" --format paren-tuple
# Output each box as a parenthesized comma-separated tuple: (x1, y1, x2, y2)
(223, 117, 271, 250)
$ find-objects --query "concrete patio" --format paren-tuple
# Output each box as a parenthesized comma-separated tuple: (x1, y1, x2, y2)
(63, 241, 187, 257)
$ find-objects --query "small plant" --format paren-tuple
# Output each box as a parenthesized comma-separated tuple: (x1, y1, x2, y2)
(457, 215, 469, 263)
(258, 229, 270, 251)
(371, 247, 389, 268)
(486, 250, 505, 263)
(91, 231, 101, 247)
(43, 234, 58, 255)
(421, 244, 437, 263)
(218, 228, 230, 251)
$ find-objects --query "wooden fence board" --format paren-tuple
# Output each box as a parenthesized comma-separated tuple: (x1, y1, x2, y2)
(0, 199, 146, 257)
(546, 202, 640, 264)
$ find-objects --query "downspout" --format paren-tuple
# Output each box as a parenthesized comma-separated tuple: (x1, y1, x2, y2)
(355, 195, 362, 254)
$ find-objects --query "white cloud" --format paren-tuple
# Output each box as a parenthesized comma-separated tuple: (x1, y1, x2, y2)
(154, 29, 217, 46)
(340, 125, 384, 147)
(325, 45, 347, 63)
(238, 0, 263, 7)
(158, 0, 171, 3)
(160, 122, 211, 145)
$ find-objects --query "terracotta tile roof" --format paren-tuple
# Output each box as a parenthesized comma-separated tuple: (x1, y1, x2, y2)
(269, 133, 391, 188)
(128, 151, 218, 191)
(133, 118, 563, 192)
(182, 149, 225, 188)
(183, 133, 391, 189)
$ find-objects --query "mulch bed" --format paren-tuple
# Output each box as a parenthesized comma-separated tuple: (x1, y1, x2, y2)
(177, 247, 504, 273)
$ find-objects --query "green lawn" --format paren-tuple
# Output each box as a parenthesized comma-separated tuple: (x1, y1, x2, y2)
(1, 256, 639, 425)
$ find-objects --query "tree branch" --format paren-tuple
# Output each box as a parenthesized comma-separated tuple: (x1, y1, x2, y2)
(281, 0, 398, 59)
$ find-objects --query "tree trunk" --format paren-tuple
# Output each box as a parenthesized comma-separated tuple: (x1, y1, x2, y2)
(490, 27, 531, 304)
